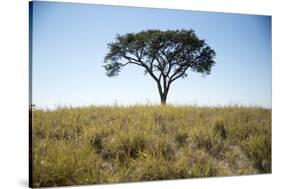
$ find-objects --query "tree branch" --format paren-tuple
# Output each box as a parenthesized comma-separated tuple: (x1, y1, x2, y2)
(169, 65, 190, 85)
(123, 51, 161, 84)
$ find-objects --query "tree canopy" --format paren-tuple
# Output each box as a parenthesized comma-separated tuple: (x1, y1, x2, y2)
(104, 29, 216, 104)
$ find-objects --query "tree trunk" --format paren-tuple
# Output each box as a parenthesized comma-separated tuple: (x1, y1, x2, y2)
(160, 92, 168, 105)
(156, 79, 169, 105)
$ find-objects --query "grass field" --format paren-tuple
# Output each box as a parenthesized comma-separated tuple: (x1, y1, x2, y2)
(31, 105, 271, 187)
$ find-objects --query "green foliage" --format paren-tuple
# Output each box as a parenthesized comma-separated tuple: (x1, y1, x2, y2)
(32, 105, 271, 187)
(104, 29, 216, 77)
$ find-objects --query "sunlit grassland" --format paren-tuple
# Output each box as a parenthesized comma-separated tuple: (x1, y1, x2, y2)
(31, 105, 271, 187)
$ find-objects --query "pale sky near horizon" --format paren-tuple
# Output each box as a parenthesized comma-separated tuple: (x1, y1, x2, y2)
(30, 1, 272, 108)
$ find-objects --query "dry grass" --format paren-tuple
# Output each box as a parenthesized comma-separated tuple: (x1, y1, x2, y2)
(31, 105, 271, 187)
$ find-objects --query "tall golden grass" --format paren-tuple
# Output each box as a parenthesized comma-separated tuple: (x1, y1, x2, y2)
(31, 105, 271, 187)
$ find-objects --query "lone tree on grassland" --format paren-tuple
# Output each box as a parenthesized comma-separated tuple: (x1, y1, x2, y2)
(104, 29, 216, 105)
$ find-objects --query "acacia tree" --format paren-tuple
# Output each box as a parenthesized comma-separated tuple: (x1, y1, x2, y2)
(104, 29, 216, 105)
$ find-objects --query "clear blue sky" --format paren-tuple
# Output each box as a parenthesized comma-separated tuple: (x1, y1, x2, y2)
(31, 1, 271, 108)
